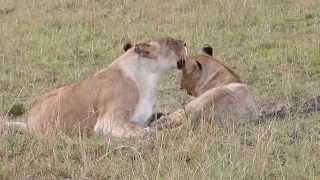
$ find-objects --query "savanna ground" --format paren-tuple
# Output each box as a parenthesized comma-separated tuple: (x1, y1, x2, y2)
(0, 0, 320, 179)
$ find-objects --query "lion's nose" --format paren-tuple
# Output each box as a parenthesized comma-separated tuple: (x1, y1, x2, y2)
(183, 42, 187, 47)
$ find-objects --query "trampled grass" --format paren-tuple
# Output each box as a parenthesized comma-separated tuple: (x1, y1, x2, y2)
(0, 0, 320, 179)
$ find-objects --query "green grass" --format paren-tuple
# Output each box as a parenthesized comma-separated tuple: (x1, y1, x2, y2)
(0, 0, 320, 179)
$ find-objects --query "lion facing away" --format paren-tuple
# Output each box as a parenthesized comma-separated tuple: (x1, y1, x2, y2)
(151, 45, 259, 129)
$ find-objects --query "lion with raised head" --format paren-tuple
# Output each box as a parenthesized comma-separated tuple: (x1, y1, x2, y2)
(1, 37, 187, 138)
(151, 45, 259, 129)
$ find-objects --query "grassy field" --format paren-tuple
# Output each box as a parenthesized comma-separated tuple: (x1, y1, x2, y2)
(1, 0, 320, 179)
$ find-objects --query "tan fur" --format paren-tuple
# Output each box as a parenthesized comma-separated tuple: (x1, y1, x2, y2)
(5, 37, 187, 138)
(151, 48, 259, 129)
(179, 54, 242, 97)
(27, 67, 139, 137)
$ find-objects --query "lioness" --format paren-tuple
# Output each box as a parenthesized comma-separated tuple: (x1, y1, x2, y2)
(151, 45, 259, 129)
(2, 37, 187, 138)
(150, 45, 320, 129)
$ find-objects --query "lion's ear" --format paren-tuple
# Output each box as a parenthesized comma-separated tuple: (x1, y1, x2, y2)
(123, 43, 133, 51)
(201, 45, 213, 56)
(196, 61, 202, 70)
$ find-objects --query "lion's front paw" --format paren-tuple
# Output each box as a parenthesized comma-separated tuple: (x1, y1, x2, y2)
(149, 115, 170, 130)
(150, 109, 185, 130)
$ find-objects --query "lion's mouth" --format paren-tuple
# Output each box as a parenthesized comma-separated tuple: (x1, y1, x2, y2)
(177, 57, 185, 69)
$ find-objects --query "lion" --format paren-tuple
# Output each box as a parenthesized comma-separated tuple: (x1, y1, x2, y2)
(150, 45, 320, 129)
(1, 37, 187, 138)
(150, 45, 259, 129)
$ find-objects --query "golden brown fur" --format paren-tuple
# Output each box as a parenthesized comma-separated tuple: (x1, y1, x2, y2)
(3, 37, 187, 138)
(27, 67, 139, 136)
(151, 45, 259, 129)
(179, 54, 242, 97)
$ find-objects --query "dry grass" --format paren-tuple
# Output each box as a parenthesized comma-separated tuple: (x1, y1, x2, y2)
(0, 0, 320, 179)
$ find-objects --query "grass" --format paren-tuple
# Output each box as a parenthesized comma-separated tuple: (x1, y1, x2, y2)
(0, 0, 320, 179)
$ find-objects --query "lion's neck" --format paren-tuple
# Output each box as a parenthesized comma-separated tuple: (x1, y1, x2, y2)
(116, 50, 162, 126)
(117, 49, 162, 86)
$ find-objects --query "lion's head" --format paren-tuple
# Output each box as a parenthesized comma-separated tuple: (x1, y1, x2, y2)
(178, 45, 241, 97)
(123, 37, 187, 72)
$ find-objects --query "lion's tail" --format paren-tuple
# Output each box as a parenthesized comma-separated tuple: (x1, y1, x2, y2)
(259, 96, 320, 120)
(0, 117, 28, 134)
